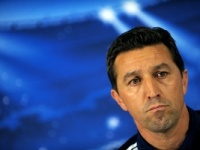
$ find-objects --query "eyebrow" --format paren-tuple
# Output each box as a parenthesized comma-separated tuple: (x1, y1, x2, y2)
(123, 70, 140, 83)
(123, 63, 171, 83)
(153, 63, 171, 71)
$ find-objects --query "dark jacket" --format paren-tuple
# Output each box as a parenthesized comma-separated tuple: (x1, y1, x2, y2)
(119, 107, 200, 150)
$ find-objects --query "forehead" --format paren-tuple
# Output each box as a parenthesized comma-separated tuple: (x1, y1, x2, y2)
(114, 44, 174, 75)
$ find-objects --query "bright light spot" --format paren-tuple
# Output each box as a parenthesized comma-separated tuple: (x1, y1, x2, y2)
(107, 116, 120, 129)
(98, 7, 130, 33)
(123, 1, 140, 15)
(98, 8, 116, 23)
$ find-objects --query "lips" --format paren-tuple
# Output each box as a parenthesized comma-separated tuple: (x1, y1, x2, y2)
(147, 105, 168, 112)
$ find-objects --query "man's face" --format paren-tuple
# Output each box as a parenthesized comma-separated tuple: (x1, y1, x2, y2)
(111, 44, 188, 132)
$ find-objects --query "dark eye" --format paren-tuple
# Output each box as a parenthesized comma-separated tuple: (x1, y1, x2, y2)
(156, 72, 168, 78)
(129, 77, 141, 85)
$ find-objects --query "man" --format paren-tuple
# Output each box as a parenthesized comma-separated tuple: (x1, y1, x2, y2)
(106, 26, 200, 149)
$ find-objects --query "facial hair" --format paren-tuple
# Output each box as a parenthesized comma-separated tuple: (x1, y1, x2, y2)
(142, 97, 180, 133)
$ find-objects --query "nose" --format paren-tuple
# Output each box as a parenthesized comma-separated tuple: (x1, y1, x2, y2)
(143, 77, 160, 100)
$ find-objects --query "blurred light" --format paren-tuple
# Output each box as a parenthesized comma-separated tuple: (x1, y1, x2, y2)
(98, 7, 130, 33)
(107, 116, 120, 129)
(38, 147, 47, 150)
(123, 1, 140, 15)
(98, 8, 116, 23)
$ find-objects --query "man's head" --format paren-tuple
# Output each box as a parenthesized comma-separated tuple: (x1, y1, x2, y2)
(106, 26, 189, 134)
(107, 27, 185, 92)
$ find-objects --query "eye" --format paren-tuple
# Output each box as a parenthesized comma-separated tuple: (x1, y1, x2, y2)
(129, 77, 141, 85)
(156, 71, 168, 78)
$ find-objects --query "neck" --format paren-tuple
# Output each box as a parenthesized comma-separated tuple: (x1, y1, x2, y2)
(138, 105, 189, 150)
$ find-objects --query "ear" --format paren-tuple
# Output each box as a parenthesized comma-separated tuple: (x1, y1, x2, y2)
(111, 89, 128, 111)
(182, 69, 188, 95)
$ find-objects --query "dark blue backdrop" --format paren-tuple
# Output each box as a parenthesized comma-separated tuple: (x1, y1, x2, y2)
(0, 0, 200, 149)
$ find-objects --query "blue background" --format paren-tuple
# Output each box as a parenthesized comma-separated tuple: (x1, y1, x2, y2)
(0, 0, 200, 149)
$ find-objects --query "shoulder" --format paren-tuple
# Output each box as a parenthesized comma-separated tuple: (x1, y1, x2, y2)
(195, 110, 200, 115)
(192, 109, 200, 121)
(118, 134, 138, 150)
(194, 109, 200, 124)
(189, 108, 200, 133)
(188, 107, 200, 118)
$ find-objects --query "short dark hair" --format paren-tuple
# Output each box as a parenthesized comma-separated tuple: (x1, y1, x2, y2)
(106, 26, 185, 91)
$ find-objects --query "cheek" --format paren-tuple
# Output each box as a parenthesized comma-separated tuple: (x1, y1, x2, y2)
(120, 92, 143, 117)
(127, 105, 145, 124)
(170, 77, 185, 94)
(162, 80, 185, 108)
(118, 86, 147, 112)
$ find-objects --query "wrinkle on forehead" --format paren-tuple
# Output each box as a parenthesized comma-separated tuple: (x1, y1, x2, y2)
(114, 44, 173, 81)
(123, 63, 171, 83)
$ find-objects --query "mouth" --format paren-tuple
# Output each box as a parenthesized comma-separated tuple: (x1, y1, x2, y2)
(147, 105, 169, 112)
